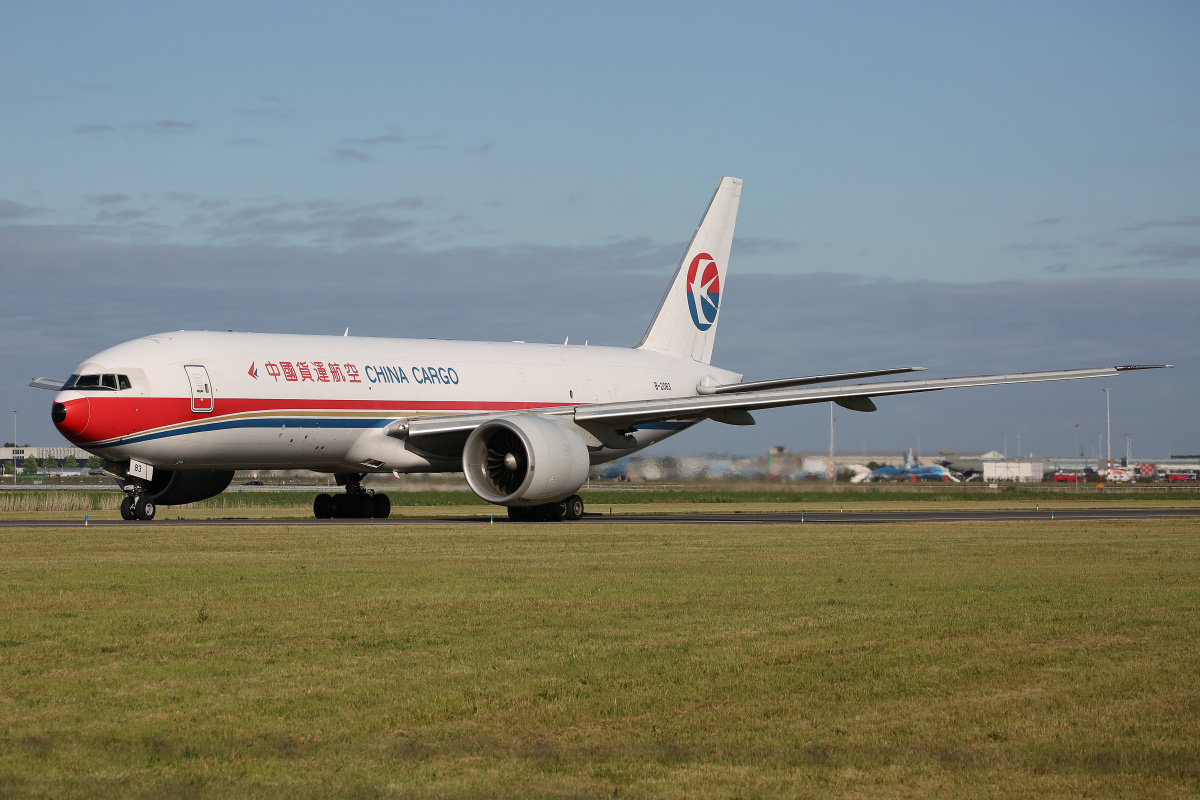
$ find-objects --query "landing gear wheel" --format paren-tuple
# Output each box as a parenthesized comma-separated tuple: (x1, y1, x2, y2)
(120, 495, 136, 521)
(372, 493, 391, 519)
(330, 494, 346, 518)
(525, 503, 560, 522)
(314, 493, 333, 519)
(355, 494, 373, 518)
(562, 495, 584, 521)
(507, 506, 528, 522)
(133, 496, 156, 521)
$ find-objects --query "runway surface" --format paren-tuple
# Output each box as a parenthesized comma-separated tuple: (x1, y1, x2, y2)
(3, 508, 1199, 527)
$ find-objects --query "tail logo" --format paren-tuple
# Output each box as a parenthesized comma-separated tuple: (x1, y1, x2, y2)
(685, 253, 720, 331)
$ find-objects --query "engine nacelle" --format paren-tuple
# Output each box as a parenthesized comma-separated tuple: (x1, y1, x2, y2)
(140, 469, 235, 505)
(462, 416, 589, 506)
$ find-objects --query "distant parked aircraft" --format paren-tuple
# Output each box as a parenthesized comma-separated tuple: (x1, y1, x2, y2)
(869, 449, 959, 482)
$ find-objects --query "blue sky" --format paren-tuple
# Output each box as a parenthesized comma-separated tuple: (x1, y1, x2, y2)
(3, 2, 1197, 458)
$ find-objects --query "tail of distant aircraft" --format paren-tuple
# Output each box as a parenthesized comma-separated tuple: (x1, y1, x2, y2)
(636, 176, 742, 364)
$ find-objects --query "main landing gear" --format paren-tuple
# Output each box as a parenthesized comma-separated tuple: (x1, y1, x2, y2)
(119, 484, 156, 521)
(506, 494, 584, 522)
(313, 474, 391, 519)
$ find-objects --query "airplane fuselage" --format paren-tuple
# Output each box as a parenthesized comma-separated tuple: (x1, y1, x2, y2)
(52, 330, 742, 473)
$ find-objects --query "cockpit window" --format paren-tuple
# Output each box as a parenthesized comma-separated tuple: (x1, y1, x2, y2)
(65, 373, 133, 391)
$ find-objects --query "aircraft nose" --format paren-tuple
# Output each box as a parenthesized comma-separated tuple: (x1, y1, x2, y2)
(52, 397, 90, 440)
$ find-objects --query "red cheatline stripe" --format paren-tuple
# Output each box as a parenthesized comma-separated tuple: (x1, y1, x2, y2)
(58, 395, 576, 445)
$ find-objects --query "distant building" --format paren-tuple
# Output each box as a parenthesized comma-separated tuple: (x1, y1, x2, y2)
(1, 445, 92, 463)
(983, 461, 1046, 483)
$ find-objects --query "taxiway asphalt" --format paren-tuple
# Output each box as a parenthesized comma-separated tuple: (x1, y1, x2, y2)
(2, 508, 1199, 527)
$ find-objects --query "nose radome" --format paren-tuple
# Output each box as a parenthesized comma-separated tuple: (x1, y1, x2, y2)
(52, 397, 90, 440)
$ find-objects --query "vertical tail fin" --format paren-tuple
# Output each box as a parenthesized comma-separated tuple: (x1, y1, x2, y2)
(636, 177, 742, 364)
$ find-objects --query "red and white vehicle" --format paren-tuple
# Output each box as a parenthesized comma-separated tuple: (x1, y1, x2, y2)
(32, 178, 1173, 521)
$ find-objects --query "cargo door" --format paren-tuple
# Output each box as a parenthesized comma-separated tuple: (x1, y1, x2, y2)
(184, 365, 214, 413)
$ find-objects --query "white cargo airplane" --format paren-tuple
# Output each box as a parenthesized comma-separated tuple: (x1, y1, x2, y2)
(33, 177, 1168, 521)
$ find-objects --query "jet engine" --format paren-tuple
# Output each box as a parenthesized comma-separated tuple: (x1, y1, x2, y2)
(136, 469, 236, 505)
(462, 416, 589, 506)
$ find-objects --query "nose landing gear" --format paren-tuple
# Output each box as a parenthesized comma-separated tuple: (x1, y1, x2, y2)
(119, 486, 156, 521)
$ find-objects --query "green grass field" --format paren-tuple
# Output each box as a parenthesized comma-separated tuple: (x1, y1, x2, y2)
(1, 519, 1198, 798)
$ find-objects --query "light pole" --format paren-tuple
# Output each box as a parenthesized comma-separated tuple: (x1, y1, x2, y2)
(1103, 388, 1112, 481)
(1124, 434, 1133, 469)
(12, 411, 17, 486)
(828, 403, 836, 487)
(1074, 423, 1080, 492)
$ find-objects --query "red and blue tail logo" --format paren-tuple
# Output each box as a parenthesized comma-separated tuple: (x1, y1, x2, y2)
(686, 253, 720, 331)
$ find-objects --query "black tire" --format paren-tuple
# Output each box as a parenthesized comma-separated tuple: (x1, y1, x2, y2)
(527, 503, 560, 522)
(507, 506, 528, 521)
(562, 495, 584, 521)
(355, 494, 373, 519)
(372, 493, 391, 519)
(134, 496, 156, 521)
(314, 493, 333, 519)
(548, 502, 567, 522)
(120, 495, 136, 521)
(330, 494, 346, 518)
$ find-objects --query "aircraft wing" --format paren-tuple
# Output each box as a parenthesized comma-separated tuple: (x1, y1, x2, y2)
(29, 377, 65, 390)
(571, 365, 1171, 428)
(396, 364, 1170, 453)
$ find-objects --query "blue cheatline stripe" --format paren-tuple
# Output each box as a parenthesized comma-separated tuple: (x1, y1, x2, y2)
(89, 416, 390, 449)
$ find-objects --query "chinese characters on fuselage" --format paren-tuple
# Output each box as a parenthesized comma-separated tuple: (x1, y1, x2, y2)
(261, 361, 459, 386)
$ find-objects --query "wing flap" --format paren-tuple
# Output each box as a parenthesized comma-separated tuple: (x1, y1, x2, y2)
(698, 366, 925, 394)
